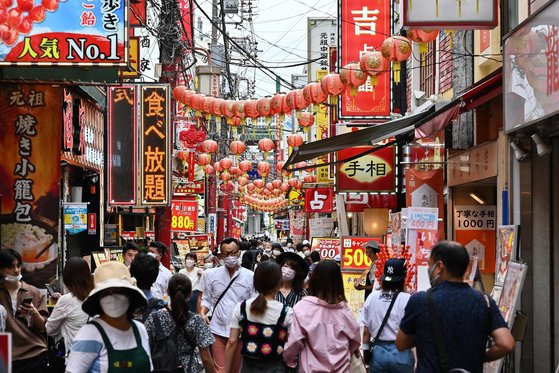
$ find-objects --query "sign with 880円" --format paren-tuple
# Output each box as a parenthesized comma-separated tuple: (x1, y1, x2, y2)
(171, 200, 197, 232)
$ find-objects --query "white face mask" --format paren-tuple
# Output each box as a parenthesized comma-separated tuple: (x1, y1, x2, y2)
(3, 274, 22, 283)
(204, 263, 214, 269)
(264, 248, 272, 254)
(218, 259, 224, 266)
(99, 294, 130, 318)
(272, 250, 281, 257)
(223, 256, 239, 268)
(147, 252, 159, 260)
(185, 259, 195, 268)
(303, 250, 311, 256)
(282, 267, 296, 281)
(428, 262, 440, 287)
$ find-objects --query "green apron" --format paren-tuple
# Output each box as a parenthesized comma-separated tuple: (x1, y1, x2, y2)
(90, 321, 151, 372)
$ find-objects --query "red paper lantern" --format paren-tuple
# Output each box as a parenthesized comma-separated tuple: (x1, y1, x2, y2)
(303, 82, 328, 105)
(229, 141, 246, 156)
(295, 161, 308, 169)
(270, 93, 286, 115)
(293, 89, 310, 110)
(296, 180, 304, 189)
(321, 74, 346, 96)
(212, 98, 225, 117)
(190, 93, 205, 111)
(281, 183, 290, 192)
(213, 161, 222, 173)
(298, 112, 315, 131)
(245, 100, 259, 119)
(230, 117, 241, 128)
(238, 176, 249, 186)
(180, 90, 196, 107)
(340, 62, 368, 96)
(266, 182, 274, 191)
(381, 36, 412, 84)
(407, 29, 439, 44)
(253, 179, 264, 189)
(359, 51, 389, 86)
(233, 101, 246, 119)
(258, 138, 275, 154)
(239, 160, 252, 173)
(287, 134, 304, 148)
(201, 140, 218, 154)
(202, 96, 215, 115)
(197, 153, 210, 166)
(304, 175, 314, 183)
(220, 172, 231, 181)
(222, 100, 235, 118)
(257, 161, 271, 178)
(288, 178, 298, 187)
(204, 165, 215, 174)
(219, 158, 233, 170)
(173, 86, 187, 101)
(257, 97, 272, 117)
(176, 151, 186, 161)
(276, 161, 285, 173)
(247, 183, 256, 192)
(272, 179, 282, 189)
(285, 91, 297, 111)
(230, 166, 241, 177)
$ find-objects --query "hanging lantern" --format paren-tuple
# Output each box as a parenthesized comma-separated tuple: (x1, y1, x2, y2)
(381, 36, 412, 84)
(220, 181, 235, 192)
(281, 183, 290, 192)
(176, 151, 186, 161)
(202, 96, 215, 117)
(230, 117, 242, 129)
(239, 160, 252, 173)
(204, 165, 215, 174)
(304, 175, 314, 183)
(287, 134, 304, 148)
(230, 166, 241, 177)
(233, 101, 247, 122)
(213, 161, 223, 173)
(230, 141, 246, 157)
(257, 161, 271, 178)
(257, 97, 272, 118)
(288, 178, 298, 187)
(321, 73, 346, 97)
(303, 82, 328, 105)
(190, 93, 205, 113)
(285, 91, 297, 111)
(219, 157, 233, 171)
(173, 86, 187, 101)
(272, 179, 282, 189)
(258, 138, 275, 158)
(238, 176, 249, 186)
(295, 161, 308, 169)
(221, 100, 235, 124)
(180, 90, 196, 107)
(197, 153, 211, 166)
(276, 161, 285, 173)
(212, 98, 225, 118)
(294, 89, 311, 111)
(296, 180, 304, 189)
(359, 50, 389, 87)
(266, 182, 274, 191)
(253, 179, 264, 189)
(245, 100, 259, 119)
(298, 112, 315, 132)
(340, 62, 368, 96)
(220, 172, 231, 182)
(270, 93, 285, 115)
(407, 30, 439, 55)
(247, 183, 256, 192)
(201, 139, 218, 155)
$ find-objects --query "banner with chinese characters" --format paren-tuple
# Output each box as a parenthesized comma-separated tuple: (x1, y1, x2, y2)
(405, 168, 445, 239)
(308, 18, 337, 84)
(108, 86, 137, 205)
(336, 146, 396, 192)
(341, 236, 378, 272)
(140, 85, 170, 206)
(339, 0, 391, 119)
(311, 237, 341, 259)
(304, 187, 334, 213)
(0, 0, 128, 65)
(454, 205, 497, 273)
(309, 218, 335, 237)
(171, 200, 197, 232)
(0, 85, 62, 288)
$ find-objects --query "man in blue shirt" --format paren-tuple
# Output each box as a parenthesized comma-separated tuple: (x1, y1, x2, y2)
(396, 241, 515, 373)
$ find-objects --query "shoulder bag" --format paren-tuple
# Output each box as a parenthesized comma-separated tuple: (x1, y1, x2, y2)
(208, 274, 239, 320)
(367, 292, 400, 363)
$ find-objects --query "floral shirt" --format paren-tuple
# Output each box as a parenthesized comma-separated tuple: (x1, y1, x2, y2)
(144, 309, 215, 372)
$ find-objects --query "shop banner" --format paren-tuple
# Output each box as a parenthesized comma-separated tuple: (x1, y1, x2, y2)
(0, 84, 61, 288)
(405, 168, 445, 239)
(0, 0, 128, 65)
(64, 203, 88, 234)
(140, 85, 170, 206)
(304, 187, 334, 213)
(454, 205, 497, 273)
(171, 200, 197, 232)
(307, 18, 336, 84)
(108, 86, 137, 205)
(309, 217, 335, 237)
(336, 146, 396, 192)
(175, 180, 205, 195)
(341, 236, 379, 272)
(174, 235, 210, 263)
(274, 219, 290, 231)
(339, 0, 391, 119)
(289, 210, 306, 242)
(342, 272, 365, 320)
(310, 237, 341, 259)
(403, 0, 498, 29)
(401, 207, 438, 230)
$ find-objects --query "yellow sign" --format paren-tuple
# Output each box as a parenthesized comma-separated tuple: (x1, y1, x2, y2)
(119, 37, 140, 78)
(342, 272, 365, 320)
(316, 70, 332, 183)
(288, 189, 304, 206)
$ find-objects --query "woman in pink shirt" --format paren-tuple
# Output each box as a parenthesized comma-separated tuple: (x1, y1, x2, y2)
(283, 260, 361, 372)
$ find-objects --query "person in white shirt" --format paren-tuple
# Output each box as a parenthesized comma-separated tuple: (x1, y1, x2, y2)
(200, 238, 257, 373)
(46, 257, 93, 355)
(179, 252, 204, 312)
(147, 241, 173, 301)
(359, 258, 414, 372)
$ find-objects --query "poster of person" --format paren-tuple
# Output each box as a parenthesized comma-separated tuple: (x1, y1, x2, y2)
(342, 272, 366, 320)
(495, 225, 519, 286)
(498, 261, 527, 327)
(0, 85, 62, 289)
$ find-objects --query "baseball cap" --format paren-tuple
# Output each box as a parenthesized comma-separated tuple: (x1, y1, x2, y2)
(363, 240, 381, 253)
(381, 258, 406, 283)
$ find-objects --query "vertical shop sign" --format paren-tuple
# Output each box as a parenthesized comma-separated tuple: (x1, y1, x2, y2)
(454, 205, 497, 273)
(289, 210, 307, 242)
(405, 168, 445, 239)
(336, 146, 396, 192)
(307, 17, 337, 83)
(0, 85, 61, 288)
(108, 86, 137, 205)
(140, 85, 170, 205)
(339, 0, 391, 119)
(315, 70, 331, 182)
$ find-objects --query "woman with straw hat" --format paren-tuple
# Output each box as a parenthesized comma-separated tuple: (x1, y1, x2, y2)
(66, 261, 152, 373)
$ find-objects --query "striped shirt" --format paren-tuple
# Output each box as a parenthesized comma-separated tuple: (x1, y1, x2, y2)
(275, 289, 307, 308)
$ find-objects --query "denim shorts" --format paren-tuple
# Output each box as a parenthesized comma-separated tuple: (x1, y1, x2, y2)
(369, 341, 414, 373)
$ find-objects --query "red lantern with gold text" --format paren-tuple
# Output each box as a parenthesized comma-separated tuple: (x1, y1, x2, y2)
(321, 73, 346, 97)
(258, 138, 275, 159)
(285, 91, 296, 111)
(381, 36, 412, 84)
(257, 97, 272, 119)
(340, 63, 368, 96)
(257, 161, 271, 179)
(222, 100, 235, 124)
(201, 139, 218, 156)
(233, 101, 247, 122)
(407, 30, 439, 55)
(245, 100, 259, 119)
(359, 50, 389, 87)
(229, 141, 246, 159)
(303, 82, 328, 105)
(298, 112, 315, 133)
(239, 160, 252, 173)
(294, 89, 310, 111)
(287, 134, 304, 148)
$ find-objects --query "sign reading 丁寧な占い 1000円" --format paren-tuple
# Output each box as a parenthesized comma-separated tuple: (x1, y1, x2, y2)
(0, 0, 128, 66)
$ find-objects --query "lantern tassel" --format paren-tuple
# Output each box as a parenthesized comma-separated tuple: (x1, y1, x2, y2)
(446, 30, 455, 48)
(350, 86, 358, 97)
(419, 42, 428, 56)
(370, 76, 378, 87)
(436, 0, 439, 17)
(393, 61, 401, 84)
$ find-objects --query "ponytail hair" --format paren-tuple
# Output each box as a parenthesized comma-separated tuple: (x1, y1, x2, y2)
(167, 274, 192, 328)
(250, 261, 282, 316)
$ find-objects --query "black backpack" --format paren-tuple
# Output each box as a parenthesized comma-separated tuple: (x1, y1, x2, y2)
(139, 297, 166, 323)
(151, 311, 183, 373)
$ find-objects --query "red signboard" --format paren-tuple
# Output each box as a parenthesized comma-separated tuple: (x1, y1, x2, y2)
(88, 213, 97, 235)
(175, 180, 205, 195)
(171, 200, 198, 232)
(339, 0, 391, 119)
(336, 146, 396, 192)
(341, 237, 380, 271)
(311, 237, 341, 259)
(304, 188, 334, 213)
(130, 0, 147, 27)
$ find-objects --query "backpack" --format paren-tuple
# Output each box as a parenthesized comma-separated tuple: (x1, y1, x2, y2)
(150, 311, 183, 373)
(135, 297, 167, 323)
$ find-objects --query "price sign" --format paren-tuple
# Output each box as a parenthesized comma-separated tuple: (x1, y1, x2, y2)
(341, 237, 379, 271)
(171, 200, 198, 232)
(402, 207, 439, 231)
(311, 238, 341, 259)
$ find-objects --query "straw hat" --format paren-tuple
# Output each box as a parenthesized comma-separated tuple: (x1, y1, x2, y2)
(82, 261, 147, 317)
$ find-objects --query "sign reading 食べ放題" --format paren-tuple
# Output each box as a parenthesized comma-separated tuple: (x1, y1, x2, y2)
(0, 0, 128, 66)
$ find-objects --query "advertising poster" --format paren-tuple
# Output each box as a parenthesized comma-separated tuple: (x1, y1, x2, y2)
(64, 203, 88, 234)
(104, 224, 117, 246)
(310, 237, 341, 260)
(289, 210, 306, 242)
(341, 236, 378, 272)
(336, 146, 396, 192)
(174, 234, 210, 264)
(498, 261, 527, 326)
(454, 205, 497, 273)
(342, 272, 365, 320)
(339, 0, 391, 119)
(0, 85, 61, 288)
(171, 200, 198, 232)
(0, 0, 128, 65)
(495, 225, 519, 286)
(405, 168, 445, 239)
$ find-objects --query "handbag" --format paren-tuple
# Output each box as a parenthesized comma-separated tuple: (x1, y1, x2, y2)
(350, 350, 367, 373)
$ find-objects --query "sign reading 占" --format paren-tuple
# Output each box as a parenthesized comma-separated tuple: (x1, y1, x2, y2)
(338, 0, 391, 119)
(336, 146, 396, 192)
(0, 0, 129, 65)
(140, 85, 170, 205)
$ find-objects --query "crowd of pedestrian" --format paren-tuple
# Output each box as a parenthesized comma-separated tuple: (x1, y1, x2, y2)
(0, 237, 516, 373)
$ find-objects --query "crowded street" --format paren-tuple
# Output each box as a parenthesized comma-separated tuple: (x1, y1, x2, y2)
(1, 0, 558, 371)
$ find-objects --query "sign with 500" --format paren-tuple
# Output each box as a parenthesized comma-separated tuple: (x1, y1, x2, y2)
(311, 237, 341, 260)
(171, 200, 197, 232)
(341, 237, 379, 271)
